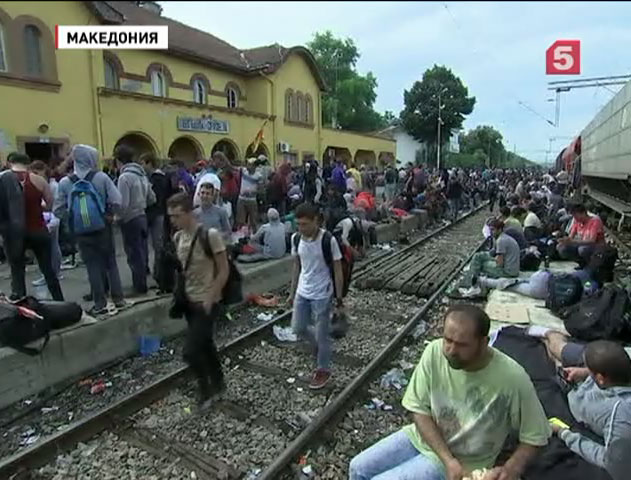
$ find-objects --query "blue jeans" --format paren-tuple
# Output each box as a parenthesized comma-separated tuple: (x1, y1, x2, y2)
(77, 225, 124, 309)
(349, 430, 445, 480)
(292, 294, 332, 370)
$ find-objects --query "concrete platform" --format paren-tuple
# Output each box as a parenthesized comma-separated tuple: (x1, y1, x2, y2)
(0, 208, 433, 409)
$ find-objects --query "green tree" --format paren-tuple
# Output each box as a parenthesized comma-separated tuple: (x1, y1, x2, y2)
(400, 65, 476, 154)
(459, 125, 504, 168)
(308, 31, 386, 132)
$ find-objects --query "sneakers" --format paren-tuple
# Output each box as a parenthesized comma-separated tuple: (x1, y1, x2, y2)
(495, 278, 519, 291)
(87, 306, 108, 317)
(309, 369, 331, 390)
(32, 275, 64, 287)
(458, 286, 482, 298)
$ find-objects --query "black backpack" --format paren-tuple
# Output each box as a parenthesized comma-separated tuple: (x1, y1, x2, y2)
(293, 231, 353, 298)
(520, 250, 542, 271)
(196, 227, 243, 306)
(154, 239, 179, 294)
(563, 285, 631, 342)
(587, 245, 618, 285)
(0, 302, 51, 356)
(545, 273, 583, 314)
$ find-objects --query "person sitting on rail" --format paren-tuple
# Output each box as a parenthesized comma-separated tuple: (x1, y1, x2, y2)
(461, 219, 521, 297)
(349, 304, 550, 480)
(527, 328, 631, 480)
(557, 203, 605, 267)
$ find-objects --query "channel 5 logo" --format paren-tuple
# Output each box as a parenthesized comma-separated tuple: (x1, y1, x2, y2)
(546, 40, 581, 75)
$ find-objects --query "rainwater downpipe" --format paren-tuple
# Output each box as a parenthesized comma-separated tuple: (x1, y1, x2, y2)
(88, 49, 105, 162)
(258, 70, 276, 166)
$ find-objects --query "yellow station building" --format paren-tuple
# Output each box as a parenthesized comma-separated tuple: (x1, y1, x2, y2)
(0, 1, 395, 168)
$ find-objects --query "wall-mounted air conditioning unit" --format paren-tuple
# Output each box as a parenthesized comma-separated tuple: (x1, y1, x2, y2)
(278, 142, 291, 153)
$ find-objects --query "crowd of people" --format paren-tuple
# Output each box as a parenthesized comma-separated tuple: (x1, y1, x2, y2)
(350, 168, 630, 480)
(4, 145, 628, 479)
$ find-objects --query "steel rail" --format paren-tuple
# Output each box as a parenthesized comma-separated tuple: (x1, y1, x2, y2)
(258, 236, 487, 479)
(0, 205, 487, 478)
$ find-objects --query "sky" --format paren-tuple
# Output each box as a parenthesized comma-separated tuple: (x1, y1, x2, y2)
(160, 1, 631, 165)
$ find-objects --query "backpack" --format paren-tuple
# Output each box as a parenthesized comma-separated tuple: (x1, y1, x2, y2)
(520, 250, 542, 271)
(68, 172, 106, 235)
(17, 296, 83, 330)
(586, 245, 618, 285)
(293, 230, 354, 298)
(196, 226, 243, 305)
(0, 302, 51, 355)
(154, 239, 179, 294)
(545, 273, 584, 314)
(563, 285, 631, 342)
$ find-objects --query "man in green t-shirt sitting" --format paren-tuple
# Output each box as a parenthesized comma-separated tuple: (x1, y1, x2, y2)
(349, 305, 550, 480)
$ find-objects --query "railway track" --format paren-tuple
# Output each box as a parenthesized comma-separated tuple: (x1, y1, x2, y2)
(1, 205, 489, 480)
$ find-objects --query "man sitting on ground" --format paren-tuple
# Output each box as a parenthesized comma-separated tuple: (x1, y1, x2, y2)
(528, 328, 631, 480)
(350, 305, 550, 480)
(237, 208, 286, 263)
(557, 203, 605, 267)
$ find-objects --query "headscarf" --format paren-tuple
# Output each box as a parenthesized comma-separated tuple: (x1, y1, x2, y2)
(71, 144, 98, 179)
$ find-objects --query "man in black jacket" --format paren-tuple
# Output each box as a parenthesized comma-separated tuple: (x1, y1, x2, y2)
(141, 153, 169, 278)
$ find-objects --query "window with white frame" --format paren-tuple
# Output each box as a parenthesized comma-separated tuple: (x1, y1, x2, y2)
(151, 70, 166, 97)
(193, 79, 206, 104)
(0, 23, 6, 72)
(24, 25, 43, 76)
(226, 87, 238, 109)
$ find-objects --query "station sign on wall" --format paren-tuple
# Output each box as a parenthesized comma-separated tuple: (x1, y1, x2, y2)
(177, 116, 229, 134)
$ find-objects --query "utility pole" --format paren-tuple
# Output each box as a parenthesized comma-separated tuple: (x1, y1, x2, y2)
(436, 87, 447, 170)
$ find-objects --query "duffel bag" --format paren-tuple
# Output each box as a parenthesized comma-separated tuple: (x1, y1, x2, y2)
(17, 296, 83, 330)
(0, 302, 51, 355)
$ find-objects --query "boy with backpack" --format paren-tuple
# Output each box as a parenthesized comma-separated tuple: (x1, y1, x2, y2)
(167, 192, 232, 408)
(54, 144, 125, 315)
(289, 203, 346, 390)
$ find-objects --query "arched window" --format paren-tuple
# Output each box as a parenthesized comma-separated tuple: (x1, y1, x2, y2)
(24, 25, 42, 76)
(305, 95, 313, 124)
(296, 92, 305, 123)
(285, 89, 294, 120)
(104, 58, 119, 89)
(0, 23, 6, 72)
(151, 70, 166, 97)
(226, 87, 238, 109)
(193, 79, 206, 104)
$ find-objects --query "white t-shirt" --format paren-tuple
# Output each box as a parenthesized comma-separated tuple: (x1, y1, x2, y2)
(193, 172, 222, 207)
(292, 229, 342, 300)
(523, 211, 542, 229)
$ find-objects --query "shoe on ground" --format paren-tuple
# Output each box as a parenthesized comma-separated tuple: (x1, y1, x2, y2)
(87, 305, 108, 316)
(9, 293, 24, 302)
(458, 286, 482, 298)
(496, 278, 519, 290)
(32, 276, 46, 287)
(106, 303, 119, 316)
(114, 299, 133, 309)
(309, 368, 331, 390)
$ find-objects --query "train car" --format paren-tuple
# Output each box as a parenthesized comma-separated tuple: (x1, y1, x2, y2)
(579, 79, 631, 228)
